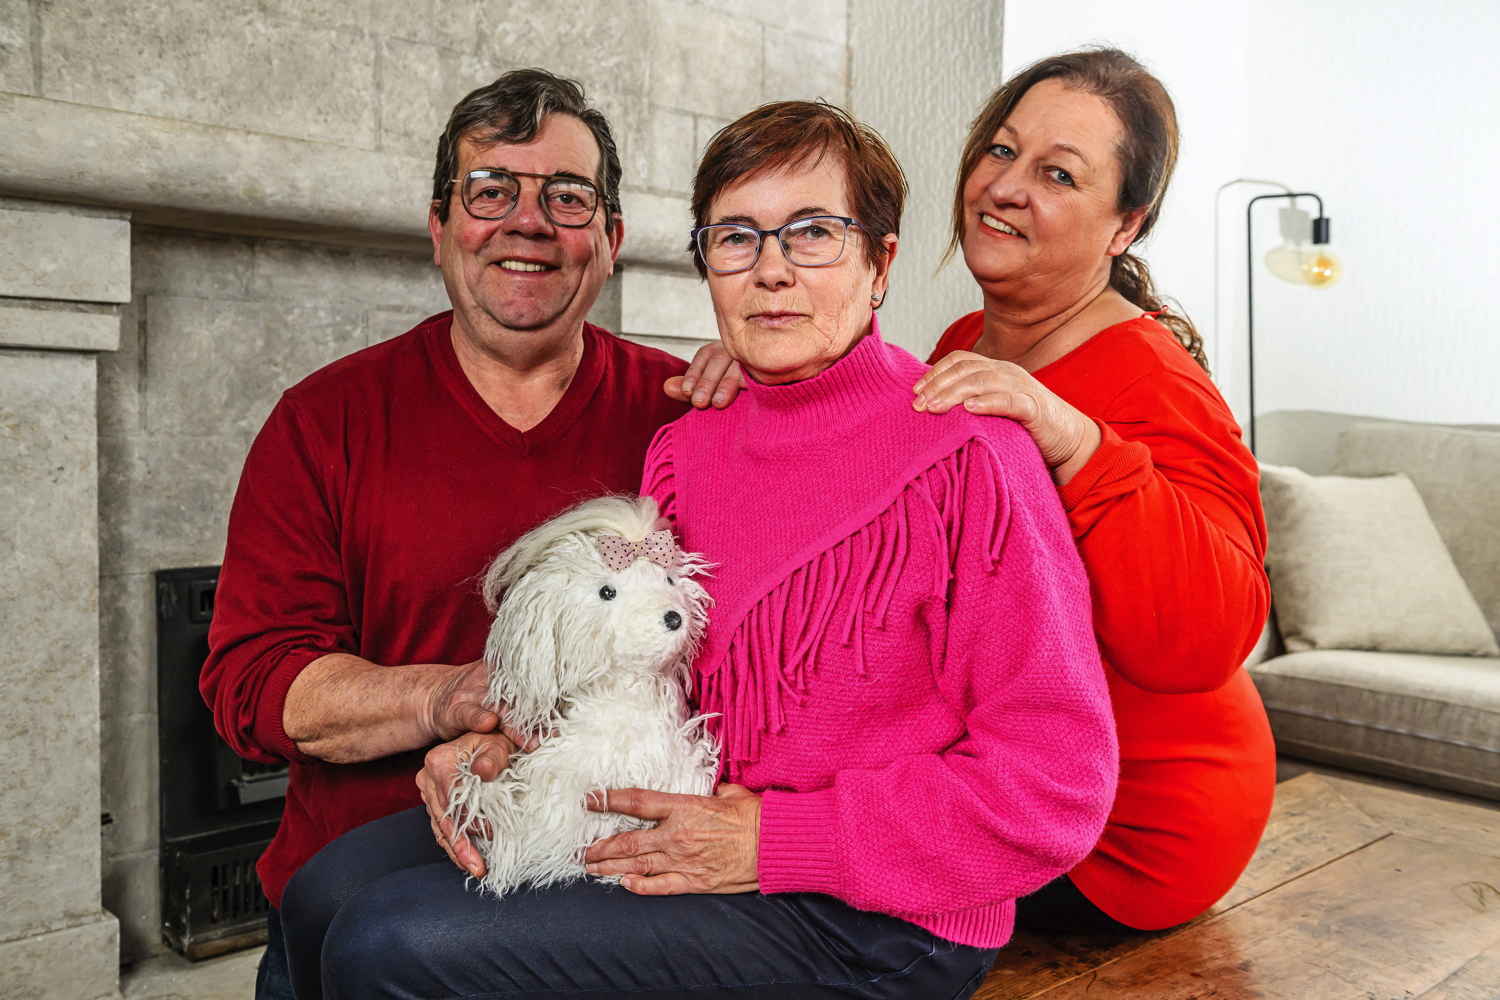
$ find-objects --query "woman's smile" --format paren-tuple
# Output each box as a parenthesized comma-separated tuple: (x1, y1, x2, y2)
(979, 213, 1025, 238)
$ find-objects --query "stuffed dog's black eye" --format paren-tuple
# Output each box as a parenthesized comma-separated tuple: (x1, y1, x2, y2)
(599, 585, 616, 601)
(667, 576, 676, 586)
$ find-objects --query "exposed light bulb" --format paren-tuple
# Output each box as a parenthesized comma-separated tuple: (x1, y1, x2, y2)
(1262, 205, 1342, 288)
(1301, 250, 1342, 288)
(1264, 241, 1307, 283)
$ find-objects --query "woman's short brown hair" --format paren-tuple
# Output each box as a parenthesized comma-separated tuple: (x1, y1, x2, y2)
(949, 49, 1208, 371)
(690, 101, 907, 278)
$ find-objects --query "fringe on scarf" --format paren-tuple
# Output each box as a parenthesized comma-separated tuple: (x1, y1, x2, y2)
(699, 438, 1010, 773)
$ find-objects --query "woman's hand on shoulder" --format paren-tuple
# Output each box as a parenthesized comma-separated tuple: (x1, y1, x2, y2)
(584, 783, 761, 894)
(664, 341, 747, 409)
(914, 351, 1103, 486)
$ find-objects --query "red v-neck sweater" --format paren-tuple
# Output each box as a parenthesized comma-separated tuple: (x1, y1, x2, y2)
(201, 312, 688, 906)
(929, 313, 1277, 931)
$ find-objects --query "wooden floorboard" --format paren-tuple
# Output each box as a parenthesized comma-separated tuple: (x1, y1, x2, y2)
(976, 773, 1500, 999)
(1030, 835, 1500, 998)
(1321, 775, 1500, 859)
(1418, 935, 1500, 999)
(1209, 774, 1388, 913)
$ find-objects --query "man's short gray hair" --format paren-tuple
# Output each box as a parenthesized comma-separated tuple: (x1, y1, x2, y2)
(432, 68, 622, 231)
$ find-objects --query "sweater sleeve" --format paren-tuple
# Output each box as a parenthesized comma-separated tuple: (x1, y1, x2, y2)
(758, 430, 1119, 917)
(199, 394, 354, 765)
(640, 422, 679, 522)
(1057, 369, 1269, 694)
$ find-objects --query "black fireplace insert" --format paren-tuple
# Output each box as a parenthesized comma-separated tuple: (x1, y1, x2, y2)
(157, 565, 288, 959)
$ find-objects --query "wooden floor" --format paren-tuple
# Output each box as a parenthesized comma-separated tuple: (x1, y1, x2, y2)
(976, 773, 1500, 999)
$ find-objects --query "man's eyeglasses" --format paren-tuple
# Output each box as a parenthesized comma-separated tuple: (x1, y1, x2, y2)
(449, 169, 601, 227)
(692, 216, 864, 274)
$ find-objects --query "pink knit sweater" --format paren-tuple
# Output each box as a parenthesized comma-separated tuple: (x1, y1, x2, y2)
(642, 323, 1118, 948)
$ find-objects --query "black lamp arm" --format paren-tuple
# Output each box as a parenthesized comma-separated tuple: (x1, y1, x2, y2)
(1244, 191, 1331, 456)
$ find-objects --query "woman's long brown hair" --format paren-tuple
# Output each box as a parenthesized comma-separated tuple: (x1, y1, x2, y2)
(947, 48, 1209, 372)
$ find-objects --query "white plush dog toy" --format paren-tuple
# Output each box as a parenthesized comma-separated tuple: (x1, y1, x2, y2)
(446, 495, 719, 895)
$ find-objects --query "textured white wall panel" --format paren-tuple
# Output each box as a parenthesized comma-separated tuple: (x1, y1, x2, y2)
(848, 0, 1001, 359)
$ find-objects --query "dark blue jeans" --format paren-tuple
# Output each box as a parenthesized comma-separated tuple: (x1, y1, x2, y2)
(282, 807, 998, 1000)
(256, 907, 296, 1000)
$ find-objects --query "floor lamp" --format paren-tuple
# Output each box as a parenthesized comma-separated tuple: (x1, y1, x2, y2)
(1245, 191, 1342, 454)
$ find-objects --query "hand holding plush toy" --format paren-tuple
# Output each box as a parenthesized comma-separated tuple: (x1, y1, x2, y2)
(445, 495, 719, 895)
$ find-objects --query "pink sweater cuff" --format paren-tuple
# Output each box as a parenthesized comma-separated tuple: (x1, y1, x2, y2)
(757, 788, 842, 896)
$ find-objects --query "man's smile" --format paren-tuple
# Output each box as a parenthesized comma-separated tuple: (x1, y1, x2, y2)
(495, 258, 560, 273)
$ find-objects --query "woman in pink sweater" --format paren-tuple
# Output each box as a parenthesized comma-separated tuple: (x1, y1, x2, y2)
(306, 102, 1115, 1000)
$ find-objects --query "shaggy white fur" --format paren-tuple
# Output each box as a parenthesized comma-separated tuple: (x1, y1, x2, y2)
(446, 495, 719, 895)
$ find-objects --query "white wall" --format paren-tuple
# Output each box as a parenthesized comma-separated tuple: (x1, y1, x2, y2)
(1241, 0, 1500, 425)
(848, 0, 1001, 358)
(1002, 0, 1500, 427)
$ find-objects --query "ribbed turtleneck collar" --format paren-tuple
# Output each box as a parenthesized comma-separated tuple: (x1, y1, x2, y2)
(739, 317, 913, 436)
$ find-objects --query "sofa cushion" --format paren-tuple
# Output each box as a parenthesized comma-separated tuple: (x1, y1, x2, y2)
(1249, 649, 1500, 799)
(1334, 422, 1500, 638)
(1259, 465, 1499, 657)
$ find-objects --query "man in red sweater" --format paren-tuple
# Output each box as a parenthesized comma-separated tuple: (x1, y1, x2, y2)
(200, 70, 689, 999)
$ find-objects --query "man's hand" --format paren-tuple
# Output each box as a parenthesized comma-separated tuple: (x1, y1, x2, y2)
(584, 784, 761, 895)
(664, 341, 746, 409)
(417, 729, 526, 877)
(425, 658, 500, 742)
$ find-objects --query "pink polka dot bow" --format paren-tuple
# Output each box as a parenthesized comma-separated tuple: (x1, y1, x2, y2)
(596, 530, 679, 572)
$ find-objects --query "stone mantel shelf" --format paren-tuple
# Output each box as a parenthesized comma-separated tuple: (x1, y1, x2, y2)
(0, 91, 698, 270)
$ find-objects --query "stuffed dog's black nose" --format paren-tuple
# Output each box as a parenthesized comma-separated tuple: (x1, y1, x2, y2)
(663, 610, 683, 631)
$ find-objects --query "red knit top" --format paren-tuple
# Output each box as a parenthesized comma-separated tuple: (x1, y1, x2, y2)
(929, 313, 1277, 930)
(201, 313, 688, 907)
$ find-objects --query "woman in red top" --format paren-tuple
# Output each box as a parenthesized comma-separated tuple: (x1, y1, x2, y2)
(911, 50, 1276, 931)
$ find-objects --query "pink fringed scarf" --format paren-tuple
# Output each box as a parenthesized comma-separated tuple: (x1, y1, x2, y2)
(644, 321, 1012, 774)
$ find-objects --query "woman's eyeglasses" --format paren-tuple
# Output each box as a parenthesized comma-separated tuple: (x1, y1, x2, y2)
(450, 169, 601, 228)
(692, 216, 864, 274)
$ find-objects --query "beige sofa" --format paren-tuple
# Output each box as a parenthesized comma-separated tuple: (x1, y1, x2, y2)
(1248, 411, 1500, 800)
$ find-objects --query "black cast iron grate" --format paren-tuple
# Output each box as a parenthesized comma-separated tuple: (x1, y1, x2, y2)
(157, 566, 287, 960)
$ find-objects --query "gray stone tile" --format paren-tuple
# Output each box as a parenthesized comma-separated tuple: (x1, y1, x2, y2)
(38, 0, 379, 149)
(249, 239, 445, 312)
(0, 348, 104, 943)
(367, 306, 439, 345)
(105, 848, 165, 967)
(590, 86, 651, 195)
(476, 0, 650, 98)
(648, 0, 763, 119)
(131, 229, 255, 300)
(99, 571, 155, 722)
(101, 710, 158, 857)
(620, 266, 716, 341)
(697, 0, 847, 45)
(98, 432, 251, 577)
(256, 0, 372, 34)
(619, 189, 695, 269)
(694, 114, 731, 164)
(98, 296, 144, 439)
(646, 106, 695, 195)
(0, 207, 131, 303)
(0, 92, 432, 244)
(141, 295, 365, 439)
(369, 0, 481, 53)
(0, 0, 32, 95)
(377, 37, 507, 162)
(0, 914, 120, 1000)
(122, 941, 263, 1000)
(0, 300, 120, 351)
(763, 25, 848, 105)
